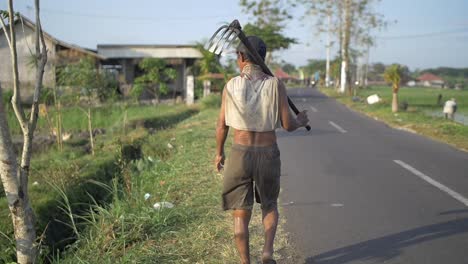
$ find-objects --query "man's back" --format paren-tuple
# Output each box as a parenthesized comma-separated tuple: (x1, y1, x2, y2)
(224, 64, 280, 146)
(225, 64, 281, 133)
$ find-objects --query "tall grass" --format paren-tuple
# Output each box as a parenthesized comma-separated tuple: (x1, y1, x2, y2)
(6, 103, 191, 135)
(52, 108, 297, 263)
(0, 104, 199, 263)
(1, 101, 297, 263)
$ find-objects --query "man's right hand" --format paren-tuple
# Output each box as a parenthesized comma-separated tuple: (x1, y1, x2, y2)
(215, 154, 225, 172)
(296, 110, 309, 128)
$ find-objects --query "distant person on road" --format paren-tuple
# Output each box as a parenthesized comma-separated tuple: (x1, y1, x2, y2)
(215, 36, 309, 264)
(443, 98, 457, 120)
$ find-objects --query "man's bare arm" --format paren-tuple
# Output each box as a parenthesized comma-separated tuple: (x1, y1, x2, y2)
(278, 80, 309, 131)
(215, 89, 229, 171)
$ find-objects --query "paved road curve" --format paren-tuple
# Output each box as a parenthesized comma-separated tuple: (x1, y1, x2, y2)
(278, 88, 468, 264)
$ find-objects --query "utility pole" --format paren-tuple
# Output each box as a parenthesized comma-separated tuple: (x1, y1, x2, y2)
(325, 11, 331, 87)
(364, 42, 370, 88)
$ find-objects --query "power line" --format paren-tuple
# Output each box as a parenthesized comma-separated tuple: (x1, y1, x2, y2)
(378, 28, 468, 40)
(30, 7, 236, 22)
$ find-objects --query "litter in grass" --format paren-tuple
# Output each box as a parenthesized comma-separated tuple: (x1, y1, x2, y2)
(167, 143, 174, 149)
(144, 193, 151, 200)
(33, 181, 39, 186)
(153, 202, 174, 210)
(367, 94, 381, 105)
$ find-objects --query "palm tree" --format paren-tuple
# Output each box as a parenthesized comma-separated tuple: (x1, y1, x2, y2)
(384, 64, 403, 113)
(195, 43, 223, 76)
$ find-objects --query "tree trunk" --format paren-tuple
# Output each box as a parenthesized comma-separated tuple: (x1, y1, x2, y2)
(87, 107, 95, 156)
(340, 60, 347, 93)
(0, 86, 37, 264)
(53, 87, 63, 151)
(0, 1, 47, 262)
(339, 0, 352, 94)
(392, 92, 399, 113)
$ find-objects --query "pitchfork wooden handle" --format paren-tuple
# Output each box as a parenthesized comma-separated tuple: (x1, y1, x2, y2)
(287, 97, 311, 131)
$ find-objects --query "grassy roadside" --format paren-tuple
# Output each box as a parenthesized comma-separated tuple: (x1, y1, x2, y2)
(0, 104, 199, 262)
(5, 103, 190, 135)
(54, 99, 296, 263)
(0, 95, 293, 263)
(319, 86, 468, 152)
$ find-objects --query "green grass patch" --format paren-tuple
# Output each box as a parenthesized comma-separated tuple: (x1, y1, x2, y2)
(351, 86, 467, 114)
(51, 108, 296, 263)
(6, 103, 191, 135)
(0, 104, 199, 263)
(320, 86, 468, 151)
(1, 101, 297, 263)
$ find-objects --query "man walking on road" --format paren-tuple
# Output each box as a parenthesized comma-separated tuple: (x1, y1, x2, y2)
(215, 36, 309, 264)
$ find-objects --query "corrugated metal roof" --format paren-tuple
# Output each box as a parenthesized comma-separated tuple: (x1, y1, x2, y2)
(97, 44, 203, 59)
(1, 14, 105, 60)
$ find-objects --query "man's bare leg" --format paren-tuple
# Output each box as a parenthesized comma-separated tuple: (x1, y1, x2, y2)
(233, 209, 252, 264)
(262, 207, 279, 262)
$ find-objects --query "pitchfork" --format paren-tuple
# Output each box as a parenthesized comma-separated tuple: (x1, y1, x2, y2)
(206, 19, 311, 131)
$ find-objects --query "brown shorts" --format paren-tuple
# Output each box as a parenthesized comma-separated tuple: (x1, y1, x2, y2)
(222, 143, 281, 211)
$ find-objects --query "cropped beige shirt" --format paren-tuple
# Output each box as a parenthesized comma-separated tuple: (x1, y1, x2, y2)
(225, 64, 281, 132)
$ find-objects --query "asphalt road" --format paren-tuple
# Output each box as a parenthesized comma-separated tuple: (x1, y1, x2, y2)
(278, 88, 468, 264)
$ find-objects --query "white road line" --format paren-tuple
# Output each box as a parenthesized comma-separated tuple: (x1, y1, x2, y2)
(329, 121, 347, 133)
(310, 106, 318, 112)
(394, 160, 468, 207)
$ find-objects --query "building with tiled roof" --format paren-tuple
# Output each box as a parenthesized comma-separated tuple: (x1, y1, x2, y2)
(417, 73, 445, 88)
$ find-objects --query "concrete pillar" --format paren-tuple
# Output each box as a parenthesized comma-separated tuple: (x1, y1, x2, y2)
(203, 80, 211, 97)
(186, 75, 194, 105)
(182, 61, 187, 99)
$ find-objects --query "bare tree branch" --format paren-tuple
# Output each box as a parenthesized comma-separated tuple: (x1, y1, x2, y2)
(0, 15, 12, 50)
(29, 0, 48, 126)
(7, 0, 28, 132)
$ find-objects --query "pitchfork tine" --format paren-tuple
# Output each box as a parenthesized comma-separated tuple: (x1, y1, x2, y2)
(206, 25, 227, 51)
(223, 30, 240, 52)
(219, 29, 237, 54)
(212, 27, 231, 55)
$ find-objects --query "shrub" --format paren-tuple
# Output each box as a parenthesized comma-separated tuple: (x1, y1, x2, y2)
(199, 94, 221, 110)
(1, 89, 13, 109)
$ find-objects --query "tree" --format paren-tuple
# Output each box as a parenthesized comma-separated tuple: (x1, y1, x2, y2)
(239, 0, 297, 65)
(301, 59, 326, 77)
(57, 57, 117, 103)
(0, 0, 47, 262)
(57, 57, 118, 155)
(194, 42, 223, 76)
(297, 0, 388, 93)
(133, 58, 177, 103)
(281, 61, 297, 75)
(384, 64, 403, 113)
